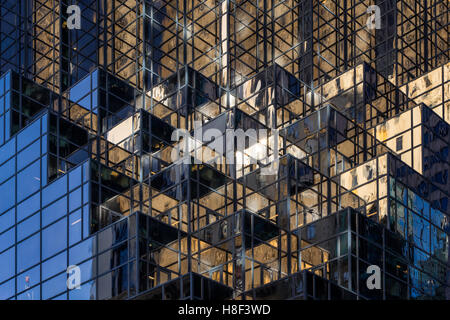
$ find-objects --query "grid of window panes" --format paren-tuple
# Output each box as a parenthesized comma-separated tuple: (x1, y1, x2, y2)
(388, 176, 449, 298)
(0, 70, 54, 146)
(0, 157, 91, 300)
(295, 207, 448, 300)
(0, 70, 11, 145)
(371, 105, 450, 193)
(421, 106, 450, 192)
(244, 269, 358, 300)
(63, 69, 137, 134)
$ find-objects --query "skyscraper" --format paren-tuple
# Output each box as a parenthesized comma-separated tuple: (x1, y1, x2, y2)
(0, 0, 448, 300)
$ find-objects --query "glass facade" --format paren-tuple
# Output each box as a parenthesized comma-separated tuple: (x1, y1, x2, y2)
(0, 0, 448, 300)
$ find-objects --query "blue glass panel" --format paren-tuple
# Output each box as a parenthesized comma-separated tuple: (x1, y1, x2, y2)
(0, 247, 14, 283)
(17, 233, 40, 273)
(42, 174, 67, 207)
(0, 156, 14, 185)
(4, 93, 10, 112)
(17, 212, 40, 241)
(69, 280, 96, 300)
(42, 272, 67, 300)
(69, 187, 82, 213)
(17, 117, 40, 151)
(17, 160, 41, 202)
(51, 292, 67, 300)
(0, 278, 15, 300)
(78, 257, 96, 283)
(42, 195, 67, 227)
(0, 177, 15, 214)
(0, 227, 15, 252)
(4, 72, 10, 91)
(17, 264, 40, 294)
(78, 95, 91, 110)
(91, 70, 98, 88)
(83, 183, 89, 204)
(17, 286, 41, 300)
(431, 225, 448, 264)
(431, 207, 445, 228)
(83, 204, 90, 238)
(3, 92, 11, 113)
(69, 237, 96, 266)
(0, 138, 15, 166)
(17, 139, 40, 171)
(410, 211, 430, 253)
(41, 113, 48, 135)
(41, 155, 48, 186)
(69, 165, 82, 191)
(43, 218, 67, 260)
(42, 133, 47, 154)
(4, 110, 10, 140)
(83, 161, 89, 182)
(69, 209, 82, 246)
(0, 208, 14, 234)
(17, 192, 40, 222)
(91, 89, 98, 110)
(0, 75, 4, 95)
(69, 76, 91, 106)
(43, 251, 67, 281)
(0, 115, 3, 144)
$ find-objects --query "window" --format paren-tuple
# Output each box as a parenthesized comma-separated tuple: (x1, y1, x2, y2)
(42, 218, 67, 260)
(396, 136, 403, 152)
(0, 247, 15, 283)
(17, 160, 41, 202)
(42, 251, 67, 281)
(0, 177, 15, 214)
(17, 233, 40, 272)
(17, 212, 40, 241)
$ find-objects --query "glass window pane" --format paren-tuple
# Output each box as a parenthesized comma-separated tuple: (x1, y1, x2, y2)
(17, 139, 40, 171)
(17, 233, 40, 273)
(43, 218, 67, 260)
(0, 157, 15, 184)
(0, 278, 15, 300)
(0, 227, 15, 252)
(0, 177, 15, 214)
(0, 138, 15, 165)
(43, 251, 67, 281)
(17, 160, 40, 202)
(42, 272, 67, 300)
(69, 209, 82, 246)
(69, 187, 82, 213)
(69, 280, 96, 300)
(69, 237, 96, 266)
(17, 212, 40, 242)
(0, 247, 15, 283)
(17, 264, 40, 294)
(43, 174, 67, 207)
(17, 192, 40, 222)
(0, 208, 14, 234)
(17, 118, 40, 151)
(69, 165, 82, 191)
(17, 286, 40, 300)
(42, 196, 67, 227)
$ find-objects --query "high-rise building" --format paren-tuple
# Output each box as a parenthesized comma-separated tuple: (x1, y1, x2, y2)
(0, 0, 448, 300)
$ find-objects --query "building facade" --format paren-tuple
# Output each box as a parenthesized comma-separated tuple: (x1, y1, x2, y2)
(0, 0, 449, 300)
